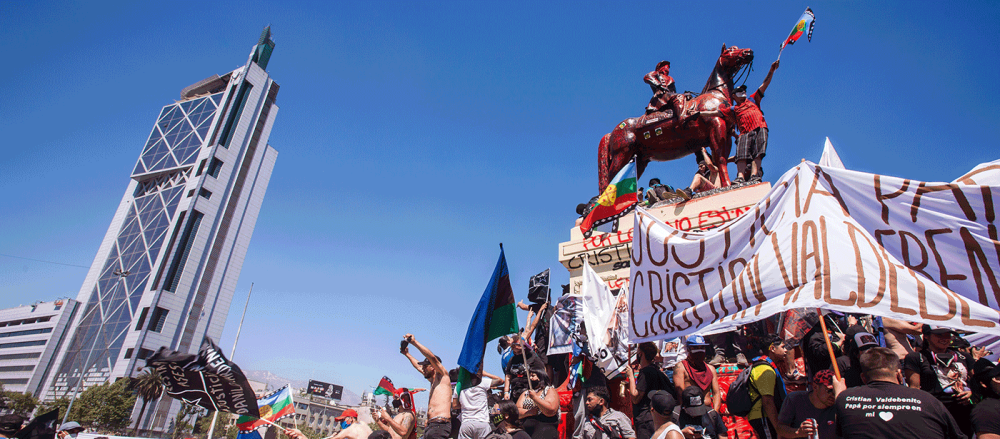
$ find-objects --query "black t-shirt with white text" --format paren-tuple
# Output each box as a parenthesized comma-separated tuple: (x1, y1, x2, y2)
(835, 380, 966, 439)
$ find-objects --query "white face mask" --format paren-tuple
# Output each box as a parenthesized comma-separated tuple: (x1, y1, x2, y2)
(68, 434, 78, 439)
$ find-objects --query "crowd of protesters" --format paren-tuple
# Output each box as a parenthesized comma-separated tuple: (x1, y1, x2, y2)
(279, 310, 997, 439)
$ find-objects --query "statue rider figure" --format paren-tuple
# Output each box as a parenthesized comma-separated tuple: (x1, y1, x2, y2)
(644, 60, 687, 123)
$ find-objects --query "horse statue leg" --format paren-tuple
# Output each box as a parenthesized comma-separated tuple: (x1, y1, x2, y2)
(598, 133, 612, 192)
(598, 121, 638, 192)
(707, 116, 732, 186)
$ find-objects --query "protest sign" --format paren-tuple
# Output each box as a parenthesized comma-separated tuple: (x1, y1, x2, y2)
(630, 160, 1000, 341)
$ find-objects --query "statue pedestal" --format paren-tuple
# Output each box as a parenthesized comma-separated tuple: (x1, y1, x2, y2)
(559, 183, 772, 295)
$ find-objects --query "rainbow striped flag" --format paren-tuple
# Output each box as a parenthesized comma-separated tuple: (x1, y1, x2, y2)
(580, 159, 637, 235)
(236, 386, 295, 431)
(781, 7, 816, 50)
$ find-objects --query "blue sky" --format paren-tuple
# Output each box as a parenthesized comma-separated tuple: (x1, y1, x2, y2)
(2, 1, 998, 406)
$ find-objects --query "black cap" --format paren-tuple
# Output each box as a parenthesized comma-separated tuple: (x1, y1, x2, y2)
(680, 386, 710, 417)
(922, 324, 956, 336)
(0, 414, 24, 436)
(734, 85, 747, 93)
(974, 358, 1000, 382)
(648, 390, 676, 416)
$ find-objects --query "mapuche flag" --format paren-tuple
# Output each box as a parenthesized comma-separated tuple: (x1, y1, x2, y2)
(781, 7, 816, 50)
(456, 246, 520, 393)
(146, 337, 259, 417)
(373, 376, 396, 396)
(580, 159, 637, 235)
(236, 386, 295, 431)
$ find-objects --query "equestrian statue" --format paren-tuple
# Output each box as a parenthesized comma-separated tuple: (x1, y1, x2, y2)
(597, 45, 755, 192)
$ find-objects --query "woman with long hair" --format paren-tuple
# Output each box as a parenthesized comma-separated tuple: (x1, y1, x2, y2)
(516, 371, 560, 439)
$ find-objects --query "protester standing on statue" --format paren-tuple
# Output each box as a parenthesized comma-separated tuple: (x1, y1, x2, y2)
(672, 336, 720, 412)
(903, 325, 975, 437)
(775, 370, 837, 439)
(629, 342, 675, 439)
(377, 389, 417, 439)
(456, 370, 504, 439)
(402, 334, 452, 439)
(730, 60, 779, 184)
(582, 386, 636, 439)
(834, 347, 965, 439)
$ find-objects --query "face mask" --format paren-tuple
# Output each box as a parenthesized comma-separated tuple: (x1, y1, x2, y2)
(340, 421, 350, 429)
(490, 413, 506, 428)
(68, 434, 78, 439)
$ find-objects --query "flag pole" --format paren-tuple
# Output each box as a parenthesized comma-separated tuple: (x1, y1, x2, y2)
(522, 305, 535, 393)
(207, 283, 255, 439)
(289, 382, 298, 429)
(816, 308, 842, 380)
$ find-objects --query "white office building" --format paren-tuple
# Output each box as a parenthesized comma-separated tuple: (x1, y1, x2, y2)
(0, 299, 79, 397)
(39, 27, 282, 433)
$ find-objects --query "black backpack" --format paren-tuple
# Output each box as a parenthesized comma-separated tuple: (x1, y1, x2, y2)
(726, 360, 785, 417)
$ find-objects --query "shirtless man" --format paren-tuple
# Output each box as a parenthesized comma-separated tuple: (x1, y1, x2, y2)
(672, 336, 720, 412)
(402, 333, 452, 439)
(377, 388, 417, 439)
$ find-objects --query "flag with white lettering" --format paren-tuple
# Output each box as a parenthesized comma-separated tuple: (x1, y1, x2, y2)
(630, 159, 1000, 342)
(146, 337, 259, 417)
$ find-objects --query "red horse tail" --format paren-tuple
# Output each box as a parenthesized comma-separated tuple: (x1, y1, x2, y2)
(598, 133, 612, 192)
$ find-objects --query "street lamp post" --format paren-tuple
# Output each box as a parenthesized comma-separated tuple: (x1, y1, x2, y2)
(62, 268, 130, 424)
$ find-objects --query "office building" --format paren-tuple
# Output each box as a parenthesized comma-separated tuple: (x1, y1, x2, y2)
(0, 299, 79, 396)
(40, 28, 281, 433)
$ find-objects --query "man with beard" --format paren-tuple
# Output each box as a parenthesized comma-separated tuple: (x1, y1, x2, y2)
(402, 333, 452, 439)
(672, 335, 720, 412)
(376, 388, 417, 439)
(628, 342, 674, 439)
(583, 387, 635, 439)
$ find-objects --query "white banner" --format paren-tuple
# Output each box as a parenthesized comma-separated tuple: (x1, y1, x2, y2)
(630, 160, 1000, 342)
(582, 262, 631, 377)
(547, 294, 581, 356)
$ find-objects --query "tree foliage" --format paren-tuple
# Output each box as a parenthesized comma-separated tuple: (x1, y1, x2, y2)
(131, 368, 164, 435)
(0, 387, 38, 417)
(71, 378, 137, 433)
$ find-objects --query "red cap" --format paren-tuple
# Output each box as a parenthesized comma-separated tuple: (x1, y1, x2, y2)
(335, 409, 358, 421)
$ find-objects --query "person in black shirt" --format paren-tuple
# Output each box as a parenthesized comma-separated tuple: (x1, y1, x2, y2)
(802, 314, 843, 381)
(627, 342, 675, 439)
(674, 386, 727, 439)
(971, 358, 1000, 438)
(836, 326, 880, 388)
(504, 337, 546, 402)
(902, 325, 975, 437)
(835, 347, 965, 439)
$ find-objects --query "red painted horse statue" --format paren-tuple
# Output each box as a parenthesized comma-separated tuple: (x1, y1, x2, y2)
(598, 45, 754, 191)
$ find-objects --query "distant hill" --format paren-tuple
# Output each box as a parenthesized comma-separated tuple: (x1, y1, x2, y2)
(244, 370, 362, 406)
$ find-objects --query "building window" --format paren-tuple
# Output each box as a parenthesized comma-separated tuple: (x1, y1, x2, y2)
(163, 210, 204, 292)
(147, 307, 169, 333)
(196, 159, 207, 176)
(187, 189, 195, 198)
(0, 379, 28, 385)
(0, 340, 45, 349)
(0, 365, 35, 373)
(0, 352, 41, 361)
(199, 188, 212, 199)
(124, 348, 134, 359)
(135, 307, 149, 330)
(207, 158, 224, 178)
(138, 348, 154, 359)
(218, 81, 254, 148)
(0, 327, 53, 338)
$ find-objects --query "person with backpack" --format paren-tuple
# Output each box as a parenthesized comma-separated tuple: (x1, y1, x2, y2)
(582, 387, 635, 439)
(903, 325, 976, 438)
(672, 386, 727, 439)
(728, 334, 786, 439)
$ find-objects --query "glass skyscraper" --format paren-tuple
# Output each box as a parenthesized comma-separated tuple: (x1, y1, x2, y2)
(40, 28, 281, 431)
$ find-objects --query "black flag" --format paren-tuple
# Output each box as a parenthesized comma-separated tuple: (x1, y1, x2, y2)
(14, 409, 58, 439)
(527, 269, 550, 305)
(146, 337, 259, 417)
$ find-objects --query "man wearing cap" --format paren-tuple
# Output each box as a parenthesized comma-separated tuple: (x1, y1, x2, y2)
(647, 390, 683, 439)
(644, 61, 688, 124)
(583, 386, 635, 439)
(836, 325, 881, 388)
(775, 370, 837, 439)
(971, 359, 1000, 438)
(674, 386, 727, 439)
(729, 60, 779, 184)
(377, 388, 417, 439)
(0, 415, 24, 439)
(401, 333, 451, 439)
(628, 342, 675, 439)
(903, 325, 975, 437)
(835, 347, 965, 439)
(330, 409, 372, 439)
(672, 335, 720, 413)
(56, 422, 84, 439)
